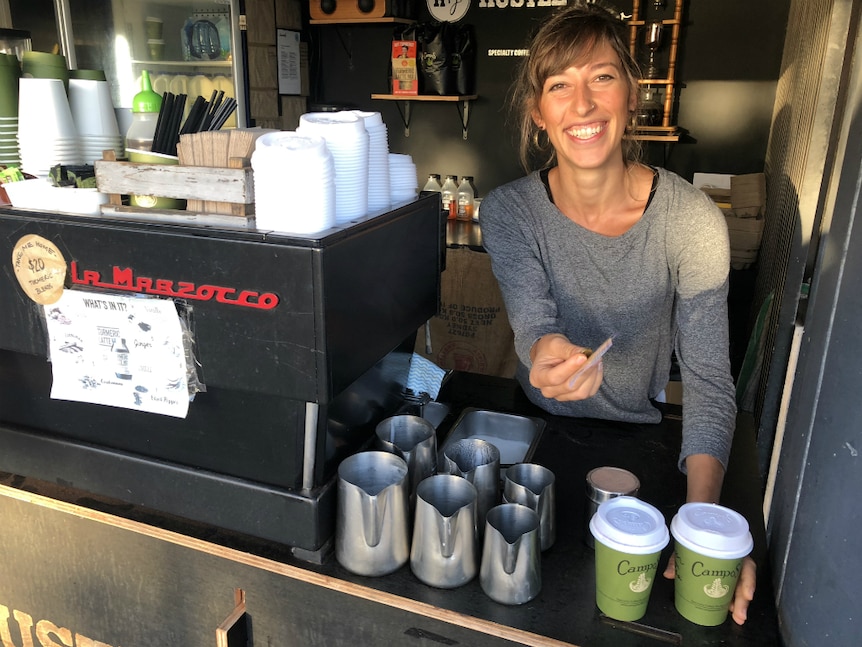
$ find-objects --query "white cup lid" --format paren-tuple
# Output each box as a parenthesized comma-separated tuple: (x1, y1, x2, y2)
(589, 496, 670, 555)
(670, 502, 754, 559)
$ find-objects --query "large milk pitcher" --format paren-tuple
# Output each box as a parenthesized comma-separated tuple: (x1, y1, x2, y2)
(441, 438, 500, 533)
(480, 503, 542, 605)
(503, 462, 556, 551)
(375, 414, 437, 501)
(410, 474, 479, 589)
(336, 451, 410, 576)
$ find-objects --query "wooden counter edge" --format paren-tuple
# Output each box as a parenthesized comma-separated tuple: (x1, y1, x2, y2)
(0, 482, 580, 647)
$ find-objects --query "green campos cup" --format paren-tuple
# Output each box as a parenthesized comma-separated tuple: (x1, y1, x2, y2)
(670, 502, 754, 626)
(589, 496, 670, 621)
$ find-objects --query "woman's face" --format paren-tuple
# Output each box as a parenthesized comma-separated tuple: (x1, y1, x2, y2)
(531, 40, 636, 172)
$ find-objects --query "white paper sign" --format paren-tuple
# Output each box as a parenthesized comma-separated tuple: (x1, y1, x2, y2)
(45, 290, 190, 418)
(277, 29, 301, 95)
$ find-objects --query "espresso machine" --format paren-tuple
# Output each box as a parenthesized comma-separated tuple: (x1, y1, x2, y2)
(0, 195, 442, 560)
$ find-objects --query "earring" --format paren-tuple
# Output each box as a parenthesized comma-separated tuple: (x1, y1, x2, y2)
(532, 127, 550, 149)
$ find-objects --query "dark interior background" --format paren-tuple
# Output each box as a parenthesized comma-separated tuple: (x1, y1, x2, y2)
(307, 0, 792, 376)
(308, 0, 791, 194)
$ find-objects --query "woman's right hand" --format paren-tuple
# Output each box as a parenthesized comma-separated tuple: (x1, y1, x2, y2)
(529, 333, 603, 401)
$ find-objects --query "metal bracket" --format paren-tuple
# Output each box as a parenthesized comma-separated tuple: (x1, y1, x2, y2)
(456, 99, 471, 140)
(393, 100, 413, 137)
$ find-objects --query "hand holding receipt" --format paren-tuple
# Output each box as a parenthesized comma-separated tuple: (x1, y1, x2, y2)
(528, 333, 611, 402)
(567, 336, 614, 388)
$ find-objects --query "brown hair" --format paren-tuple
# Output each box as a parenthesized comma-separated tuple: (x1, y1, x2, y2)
(511, 1, 642, 171)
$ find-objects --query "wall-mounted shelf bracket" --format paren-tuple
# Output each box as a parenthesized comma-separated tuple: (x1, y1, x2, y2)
(371, 95, 478, 139)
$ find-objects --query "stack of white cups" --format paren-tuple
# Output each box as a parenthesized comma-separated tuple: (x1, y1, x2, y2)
(297, 111, 369, 225)
(351, 110, 391, 213)
(68, 78, 124, 164)
(251, 131, 336, 235)
(388, 153, 419, 204)
(17, 78, 82, 177)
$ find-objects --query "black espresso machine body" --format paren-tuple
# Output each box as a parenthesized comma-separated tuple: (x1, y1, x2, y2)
(0, 196, 442, 555)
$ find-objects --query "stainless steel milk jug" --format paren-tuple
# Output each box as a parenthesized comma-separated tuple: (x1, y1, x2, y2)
(441, 437, 500, 533)
(410, 474, 479, 589)
(479, 503, 542, 605)
(503, 462, 556, 551)
(375, 414, 437, 502)
(336, 451, 410, 576)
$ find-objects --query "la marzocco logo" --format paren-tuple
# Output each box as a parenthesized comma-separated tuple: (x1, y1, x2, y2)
(69, 261, 280, 310)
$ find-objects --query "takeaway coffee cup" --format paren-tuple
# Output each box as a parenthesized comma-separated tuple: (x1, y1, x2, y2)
(589, 496, 670, 621)
(670, 502, 753, 626)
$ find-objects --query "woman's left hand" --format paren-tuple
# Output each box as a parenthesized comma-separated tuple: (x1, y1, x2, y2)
(663, 553, 757, 625)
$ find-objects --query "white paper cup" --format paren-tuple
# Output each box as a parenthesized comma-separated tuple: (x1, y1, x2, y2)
(69, 79, 120, 137)
(17, 77, 78, 141)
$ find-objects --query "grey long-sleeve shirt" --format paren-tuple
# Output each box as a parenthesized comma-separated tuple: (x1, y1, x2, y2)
(480, 168, 737, 471)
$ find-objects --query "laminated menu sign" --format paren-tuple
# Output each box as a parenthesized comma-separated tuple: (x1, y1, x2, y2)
(44, 289, 190, 418)
(392, 40, 418, 95)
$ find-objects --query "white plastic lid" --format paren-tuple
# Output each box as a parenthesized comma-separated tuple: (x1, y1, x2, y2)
(670, 502, 754, 559)
(589, 496, 670, 555)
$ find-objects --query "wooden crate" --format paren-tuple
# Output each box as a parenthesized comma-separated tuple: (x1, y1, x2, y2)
(94, 158, 255, 227)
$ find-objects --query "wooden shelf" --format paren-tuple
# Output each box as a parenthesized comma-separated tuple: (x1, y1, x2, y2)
(631, 133, 681, 142)
(131, 59, 231, 69)
(371, 95, 479, 139)
(638, 78, 674, 85)
(371, 94, 478, 102)
(309, 17, 414, 25)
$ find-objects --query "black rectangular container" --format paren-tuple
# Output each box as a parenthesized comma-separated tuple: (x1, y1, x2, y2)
(0, 196, 442, 554)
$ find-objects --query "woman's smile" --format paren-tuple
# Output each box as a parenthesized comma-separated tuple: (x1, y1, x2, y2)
(566, 122, 607, 140)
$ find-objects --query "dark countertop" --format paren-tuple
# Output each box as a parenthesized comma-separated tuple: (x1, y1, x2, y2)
(0, 371, 778, 646)
(425, 372, 778, 645)
(447, 218, 484, 250)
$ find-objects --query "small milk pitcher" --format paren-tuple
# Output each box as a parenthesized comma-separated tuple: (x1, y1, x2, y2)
(336, 451, 410, 577)
(441, 438, 501, 533)
(375, 414, 437, 502)
(410, 474, 479, 588)
(480, 503, 542, 605)
(503, 462, 556, 551)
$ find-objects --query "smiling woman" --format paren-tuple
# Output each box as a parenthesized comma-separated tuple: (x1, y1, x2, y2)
(479, 0, 756, 627)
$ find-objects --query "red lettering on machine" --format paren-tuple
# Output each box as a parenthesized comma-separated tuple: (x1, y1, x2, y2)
(69, 261, 280, 310)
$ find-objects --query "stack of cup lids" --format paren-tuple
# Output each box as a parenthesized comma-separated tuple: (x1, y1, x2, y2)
(251, 131, 336, 235)
(388, 153, 418, 204)
(351, 110, 391, 213)
(297, 111, 369, 225)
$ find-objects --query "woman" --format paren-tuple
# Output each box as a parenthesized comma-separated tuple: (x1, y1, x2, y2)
(480, 2, 756, 624)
